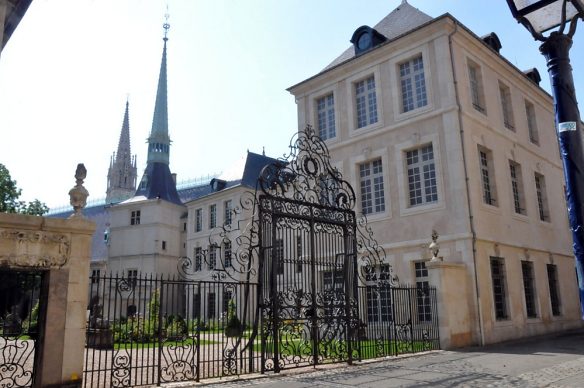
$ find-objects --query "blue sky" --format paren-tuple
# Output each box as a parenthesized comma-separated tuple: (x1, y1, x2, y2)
(0, 0, 582, 208)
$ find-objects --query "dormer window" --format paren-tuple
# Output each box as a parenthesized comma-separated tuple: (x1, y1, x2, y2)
(350, 26, 387, 56)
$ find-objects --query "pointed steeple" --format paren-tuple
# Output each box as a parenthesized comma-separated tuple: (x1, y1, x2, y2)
(106, 99, 138, 203)
(147, 19, 170, 165)
(135, 17, 182, 206)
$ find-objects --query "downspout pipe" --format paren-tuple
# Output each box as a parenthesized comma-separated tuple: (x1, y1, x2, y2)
(448, 22, 485, 346)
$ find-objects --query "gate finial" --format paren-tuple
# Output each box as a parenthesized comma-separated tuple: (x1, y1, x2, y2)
(68, 163, 89, 218)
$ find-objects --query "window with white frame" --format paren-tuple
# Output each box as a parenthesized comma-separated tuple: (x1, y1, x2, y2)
(224, 240, 232, 268)
(224, 200, 232, 226)
(130, 210, 141, 225)
(275, 238, 284, 275)
(195, 208, 202, 232)
(535, 172, 550, 222)
(296, 235, 303, 273)
(91, 269, 101, 284)
(468, 60, 486, 113)
(209, 204, 217, 228)
(414, 261, 432, 322)
(490, 257, 508, 320)
(406, 144, 438, 207)
(194, 247, 202, 271)
(521, 261, 537, 318)
(207, 292, 216, 319)
(208, 245, 217, 270)
(525, 100, 539, 145)
(127, 269, 138, 287)
(359, 159, 385, 215)
(355, 76, 378, 128)
(365, 264, 392, 322)
(509, 161, 526, 215)
(400, 55, 427, 113)
(479, 146, 497, 206)
(317, 93, 336, 140)
(499, 82, 514, 130)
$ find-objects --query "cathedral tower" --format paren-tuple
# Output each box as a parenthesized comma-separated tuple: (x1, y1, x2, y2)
(135, 19, 182, 205)
(106, 100, 137, 203)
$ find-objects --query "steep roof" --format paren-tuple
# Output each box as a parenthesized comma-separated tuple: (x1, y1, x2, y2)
(324, 1, 432, 70)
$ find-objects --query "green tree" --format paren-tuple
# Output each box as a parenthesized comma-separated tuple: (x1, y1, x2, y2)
(0, 163, 48, 215)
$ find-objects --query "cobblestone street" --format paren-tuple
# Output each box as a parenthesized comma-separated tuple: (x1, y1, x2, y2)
(180, 329, 584, 387)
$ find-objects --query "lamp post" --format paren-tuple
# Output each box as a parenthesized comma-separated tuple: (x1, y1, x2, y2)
(506, 0, 584, 318)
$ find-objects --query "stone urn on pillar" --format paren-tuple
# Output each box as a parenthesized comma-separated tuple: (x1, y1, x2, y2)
(68, 163, 89, 218)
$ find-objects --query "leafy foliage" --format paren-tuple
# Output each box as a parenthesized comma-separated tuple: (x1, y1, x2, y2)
(0, 163, 48, 215)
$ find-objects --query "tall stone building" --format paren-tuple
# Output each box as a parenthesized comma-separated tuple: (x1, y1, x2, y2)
(287, 1, 583, 346)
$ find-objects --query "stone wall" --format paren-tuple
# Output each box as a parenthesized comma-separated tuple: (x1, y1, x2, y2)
(0, 212, 95, 387)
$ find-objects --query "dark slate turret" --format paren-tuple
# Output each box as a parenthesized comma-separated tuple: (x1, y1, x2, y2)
(135, 19, 182, 206)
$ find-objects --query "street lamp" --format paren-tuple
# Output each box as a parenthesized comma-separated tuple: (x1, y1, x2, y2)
(506, 0, 584, 318)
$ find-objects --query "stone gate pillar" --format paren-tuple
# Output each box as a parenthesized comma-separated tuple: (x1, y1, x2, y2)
(426, 260, 473, 349)
(0, 213, 95, 387)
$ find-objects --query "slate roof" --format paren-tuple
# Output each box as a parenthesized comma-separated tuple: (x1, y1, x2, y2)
(135, 162, 183, 206)
(323, 2, 432, 71)
(49, 151, 280, 261)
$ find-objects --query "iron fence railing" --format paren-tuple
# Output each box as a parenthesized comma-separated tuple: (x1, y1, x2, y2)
(83, 274, 439, 387)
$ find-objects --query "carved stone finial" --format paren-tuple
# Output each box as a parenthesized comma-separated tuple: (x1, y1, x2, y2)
(429, 229, 441, 262)
(69, 163, 89, 218)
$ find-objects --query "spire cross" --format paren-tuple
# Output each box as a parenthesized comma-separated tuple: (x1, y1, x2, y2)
(163, 11, 170, 41)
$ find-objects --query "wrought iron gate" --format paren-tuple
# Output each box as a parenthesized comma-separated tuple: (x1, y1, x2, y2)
(0, 269, 46, 387)
(257, 161, 360, 370)
(83, 126, 439, 387)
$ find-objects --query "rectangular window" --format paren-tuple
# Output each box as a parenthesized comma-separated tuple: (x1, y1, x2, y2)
(209, 204, 217, 228)
(127, 269, 138, 288)
(479, 147, 497, 206)
(162, 241, 167, 250)
(224, 200, 232, 226)
(406, 144, 438, 207)
(490, 257, 508, 320)
(414, 261, 432, 322)
(499, 82, 514, 130)
(194, 247, 202, 271)
(130, 210, 141, 225)
(468, 61, 486, 113)
(400, 55, 427, 112)
(521, 261, 537, 318)
(195, 208, 202, 232)
(222, 289, 232, 316)
(535, 173, 550, 222)
(275, 238, 284, 275)
(208, 245, 217, 270)
(296, 236, 303, 273)
(317, 93, 336, 140)
(355, 76, 378, 128)
(192, 292, 201, 319)
(366, 286, 392, 323)
(359, 159, 385, 215)
(525, 100, 539, 145)
(509, 161, 526, 215)
(324, 270, 346, 316)
(224, 240, 232, 269)
(207, 292, 216, 319)
(91, 269, 101, 284)
(547, 264, 561, 316)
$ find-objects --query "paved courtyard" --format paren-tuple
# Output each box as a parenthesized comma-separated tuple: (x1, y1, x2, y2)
(179, 328, 584, 387)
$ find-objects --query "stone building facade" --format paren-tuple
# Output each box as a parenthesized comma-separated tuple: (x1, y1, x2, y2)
(287, 2, 582, 345)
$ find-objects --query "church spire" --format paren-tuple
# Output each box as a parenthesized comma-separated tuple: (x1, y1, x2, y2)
(146, 15, 170, 165)
(106, 99, 138, 203)
(135, 16, 182, 206)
